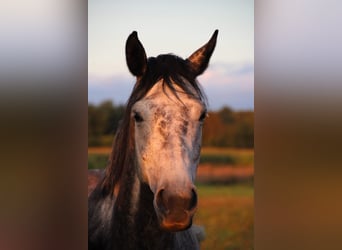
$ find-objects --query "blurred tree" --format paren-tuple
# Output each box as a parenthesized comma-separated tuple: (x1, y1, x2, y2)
(88, 104, 106, 136)
(234, 111, 254, 148)
(218, 106, 235, 124)
(235, 122, 254, 147)
(202, 112, 226, 146)
(88, 104, 106, 146)
(97, 100, 125, 135)
(88, 101, 125, 146)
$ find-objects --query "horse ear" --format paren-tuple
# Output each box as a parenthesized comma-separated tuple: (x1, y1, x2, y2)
(187, 30, 218, 76)
(125, 31, 147, 76)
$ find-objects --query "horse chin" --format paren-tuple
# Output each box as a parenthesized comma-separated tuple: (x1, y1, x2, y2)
(160, 221, 192, 232)
(157, 213, 193, 232)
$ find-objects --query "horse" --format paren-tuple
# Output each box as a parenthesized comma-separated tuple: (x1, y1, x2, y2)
(88, 30, 218, 250)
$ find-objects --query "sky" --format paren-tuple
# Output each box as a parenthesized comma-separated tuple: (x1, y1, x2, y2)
(88, 0, 254, 111)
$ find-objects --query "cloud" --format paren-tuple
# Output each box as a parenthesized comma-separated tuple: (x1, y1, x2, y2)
(88, 74, 135, 105)
(200, 62, 254, 82)
(198, 62, 254, 110)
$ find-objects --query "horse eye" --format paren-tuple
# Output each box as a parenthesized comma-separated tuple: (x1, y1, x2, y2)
(134, 112, 144, 123)
(199, 111, 207, 122)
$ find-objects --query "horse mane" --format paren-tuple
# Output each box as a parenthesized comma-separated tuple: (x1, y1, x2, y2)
(101, 54, 207, 196)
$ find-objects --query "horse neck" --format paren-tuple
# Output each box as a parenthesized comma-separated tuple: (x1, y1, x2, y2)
(113, 168, 174, 250)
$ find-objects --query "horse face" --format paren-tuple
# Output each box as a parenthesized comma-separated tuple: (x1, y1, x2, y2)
(132, 81, 206, 231)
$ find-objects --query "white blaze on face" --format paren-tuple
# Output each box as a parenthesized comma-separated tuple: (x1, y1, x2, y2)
(132, 80, 206, 193)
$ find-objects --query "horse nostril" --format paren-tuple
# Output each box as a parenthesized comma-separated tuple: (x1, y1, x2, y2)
(156, 189, 168, 214)
(189, 188, 198, 211)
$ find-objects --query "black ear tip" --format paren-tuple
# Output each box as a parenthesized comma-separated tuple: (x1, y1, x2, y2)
(212, 30, 219, 38)
(128, 31, 138, 40)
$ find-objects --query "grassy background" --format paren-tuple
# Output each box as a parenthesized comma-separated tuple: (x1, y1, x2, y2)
(195, 184, 254, 250)
(88, 154, 109, 169)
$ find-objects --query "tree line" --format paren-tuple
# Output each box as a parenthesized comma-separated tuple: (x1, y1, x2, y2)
(89, 100, 254, 148)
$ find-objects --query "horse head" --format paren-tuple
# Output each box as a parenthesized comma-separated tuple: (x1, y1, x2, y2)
(125, 30, 218, 232)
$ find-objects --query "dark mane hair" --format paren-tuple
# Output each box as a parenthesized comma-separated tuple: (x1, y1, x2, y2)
(101, 54, 207, 195)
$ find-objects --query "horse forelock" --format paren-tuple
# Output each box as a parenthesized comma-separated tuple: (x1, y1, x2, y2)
(132, 54, 207, 106)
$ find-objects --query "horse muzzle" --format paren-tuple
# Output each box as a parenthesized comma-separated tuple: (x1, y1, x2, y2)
(154, 186, 198, 232)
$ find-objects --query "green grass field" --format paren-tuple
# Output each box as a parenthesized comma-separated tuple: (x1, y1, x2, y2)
(195, 184, 254, 250)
